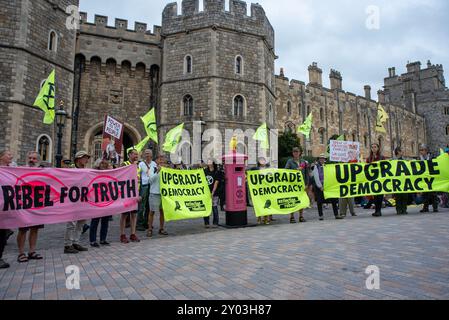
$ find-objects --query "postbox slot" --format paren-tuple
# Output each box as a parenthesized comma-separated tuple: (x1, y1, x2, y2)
(234, 167, 243, 172)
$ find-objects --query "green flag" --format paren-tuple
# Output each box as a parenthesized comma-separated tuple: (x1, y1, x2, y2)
(253, 123, 269, 149)
(297, 113, 313, 138)
(163, 123, 184, 153)
(337, 135, 345, 141)
(141, 108, 158, 144)
(127, 136, 150, 155)
(33, 70, 55, 124)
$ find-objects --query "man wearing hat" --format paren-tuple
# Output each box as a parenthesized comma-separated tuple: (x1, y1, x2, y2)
(313, 153, 344, 220)
(63, 151, 91, 254)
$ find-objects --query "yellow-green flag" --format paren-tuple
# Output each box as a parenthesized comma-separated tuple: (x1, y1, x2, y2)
(163, 123, 184, 153)
(127, 136, 150, 155)
(376, 104, 389, 133)
(253, 123, 269, 149)
(337, 135, 345, 141)
(141, 108, 158, 144)
(297, 113, 313, 138)
(440, 148, 445, 156)
(33, 70, 55, 124)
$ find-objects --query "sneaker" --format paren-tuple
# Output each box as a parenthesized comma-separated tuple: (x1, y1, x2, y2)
(64, 246, 79, 254)
(120, 234, 129, 244)
(100, 241, 111, 246)
(319, 217, 324, 221)
(73, 244, 88, 252)
(0, 258, 10, 269)
(130, 234, 140, 243)
(90, 242, 100, 248)
(351, 213, 357, 217)
(372, 212, 382, 217)
(82, 224, 90, 235)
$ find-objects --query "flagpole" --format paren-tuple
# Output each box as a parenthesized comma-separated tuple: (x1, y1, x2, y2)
(55, 101, 68, 168)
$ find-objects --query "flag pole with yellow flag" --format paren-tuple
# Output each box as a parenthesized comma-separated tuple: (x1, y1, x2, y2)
(253, 123, 269, 149)
(33, 69, 55, 124)
(127, 136, 151, 155)
(375, 104, 389, 133)
(163, 123, 184, 153)
(297, 113, 313, 138)
(140, 108, 158, 144)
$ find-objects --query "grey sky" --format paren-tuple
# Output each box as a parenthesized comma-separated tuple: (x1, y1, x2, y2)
(79, 0, 449, 97)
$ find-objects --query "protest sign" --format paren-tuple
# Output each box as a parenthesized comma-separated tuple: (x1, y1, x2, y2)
(247, 169, 310, 217)
(329, 140, 360, 163)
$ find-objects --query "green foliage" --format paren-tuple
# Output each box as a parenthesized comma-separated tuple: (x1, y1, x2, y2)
(278, 131, 302, 168)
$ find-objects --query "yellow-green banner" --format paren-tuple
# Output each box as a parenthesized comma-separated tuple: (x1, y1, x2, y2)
(160, 167, 212, 222)
(247, 169, 310, 217)
(324, 154, 449, 199)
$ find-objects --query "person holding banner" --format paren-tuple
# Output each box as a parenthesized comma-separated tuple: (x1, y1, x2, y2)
(366, 143, 386, 217)
(285, 147, 309, 223)
(203, 159, 221, 228)
(0, 150, 13, 268)
(394, 147, 409, 215)
(63, 151, 90, 254)
(120, 149, 141, 243)
(419, 144, 439, 213)
(137, 150, 157, 231)
(148, 154, 169, 237)
(313, 154, 344, 220)
(89, 160, 112, 247)
(16, 151, 44, 263)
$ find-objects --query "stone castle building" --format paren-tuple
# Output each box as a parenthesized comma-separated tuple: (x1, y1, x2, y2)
(1, 0, 447, 165)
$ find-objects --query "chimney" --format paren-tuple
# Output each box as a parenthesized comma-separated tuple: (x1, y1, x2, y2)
(308, 62, 322, 86)
(364, 85, 371, 100)
(392, 67, 396, 76)
(280, 67, 285, 78)
(329, 69, 342, 90)
(406, 61, 421, 73)
(377, 90, 385, 103)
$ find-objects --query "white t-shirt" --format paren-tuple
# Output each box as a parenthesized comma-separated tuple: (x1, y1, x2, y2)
(139, 160, 157, 185)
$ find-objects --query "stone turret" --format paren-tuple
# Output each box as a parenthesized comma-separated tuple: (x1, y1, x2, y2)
(308, 62, 323, 86)
(329, 69, 342, 90)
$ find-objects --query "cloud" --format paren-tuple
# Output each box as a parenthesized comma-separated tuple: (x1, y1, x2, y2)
(79, 0, 449, 96)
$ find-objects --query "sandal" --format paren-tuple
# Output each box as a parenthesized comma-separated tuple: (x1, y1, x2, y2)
(159, 229, 168, 236)
(28, 252, 43, 260)
(146, 229, 153, 238)
(299, 216, 306, 223)
(290, 217, 296, 224)
(17, 253, 29, 263)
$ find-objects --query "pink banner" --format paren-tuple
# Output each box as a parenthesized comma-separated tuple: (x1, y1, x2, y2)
(0, 166, 138, 229)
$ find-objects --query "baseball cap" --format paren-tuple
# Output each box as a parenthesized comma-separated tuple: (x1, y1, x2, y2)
(75, 151, 91, 160)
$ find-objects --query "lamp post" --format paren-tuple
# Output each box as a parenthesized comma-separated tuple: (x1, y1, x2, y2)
(55, 100, 68, 168)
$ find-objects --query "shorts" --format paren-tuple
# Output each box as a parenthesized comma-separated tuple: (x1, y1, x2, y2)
(19, 225, 44, 232)
(149, 194, 162, 213)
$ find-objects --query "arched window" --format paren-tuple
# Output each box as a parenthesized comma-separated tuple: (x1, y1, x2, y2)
(352, 133, 356, 142)
(48, 30, 57, 52)
(233, 95, 245, 117)
(320, 108, 324, 121)
(307, 105, 311, 115)
(287, 101, 292, 116)
(93, 133, 103, 161)
(36, 135, 52, 162)
(298, 103, 302, 116)
(183, 95, 193, 116)
(184, 55, 192, 74)
(235, 56, 243, 75)
(319, 128, 325, 145)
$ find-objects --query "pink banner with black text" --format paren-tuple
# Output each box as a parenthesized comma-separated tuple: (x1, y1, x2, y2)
(0, 166, 138, 229)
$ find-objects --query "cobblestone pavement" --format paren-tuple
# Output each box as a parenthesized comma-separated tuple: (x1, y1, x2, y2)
(1, 204, 449, 300)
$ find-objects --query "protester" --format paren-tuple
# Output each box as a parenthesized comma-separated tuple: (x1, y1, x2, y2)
(419, 144, 439, 213)
(217, 164, 226, 211)
(394, 147, 409, 215)
(63, 151, 90, 254)
(339, 157, 357, 218)
(252, 157, 273, 225)
(120, 149, 141, 243)
(366, 143, 385, 217)
(203, 158, 221, 228)
(16, 151, 44, 263)
(148, 154, 168, 237)
(285, 147, 308, 223)
(137, 149, 157, 231)
(0, 150, 13, 268)
(89, 160, 112, 247)
(313, 154, 344, 220)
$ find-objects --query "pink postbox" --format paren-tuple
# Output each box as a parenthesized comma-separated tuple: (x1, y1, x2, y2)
(222, 152, 248, 227)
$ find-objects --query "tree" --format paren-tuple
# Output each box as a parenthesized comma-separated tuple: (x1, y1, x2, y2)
(278, 131, 302, 168)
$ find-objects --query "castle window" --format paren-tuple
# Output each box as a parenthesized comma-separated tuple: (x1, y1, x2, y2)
(298, 103, 302, 116)
(36, 135, 52, 162)
(444, 107, 449, 115)
(364, 135, 368, 148)
(184, 55, 192, 74)
(307, 105, 311, 115)
(268, 104, 274, 125)
(233, 95, 245, 117)
(320, 108, 324, 121)
(446, 125, 449, 135)
(411, 142, 415, 153)
(48, 30, 58, 52)
(183, 95, 193, 116)
(352, 133, 356, 142)
(93, 134, 103, 161)
(235, 56, 243, 75)
(287, 101, 292, 116)
(318, 128, 325, 145)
